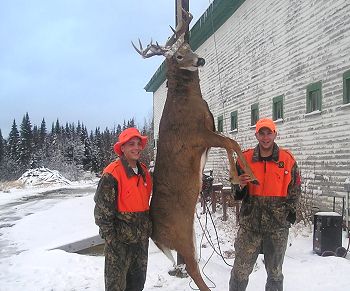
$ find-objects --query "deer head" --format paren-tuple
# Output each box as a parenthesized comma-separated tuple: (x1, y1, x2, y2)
(132, 10, 205, 71)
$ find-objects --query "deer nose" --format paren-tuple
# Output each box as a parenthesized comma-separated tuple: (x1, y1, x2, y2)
(197, 58, 205, 67)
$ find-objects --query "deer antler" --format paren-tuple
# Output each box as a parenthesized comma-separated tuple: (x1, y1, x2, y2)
(165, 9, 193, 47)
(131, 39, 170, 58)
(131, 9, 193, 59)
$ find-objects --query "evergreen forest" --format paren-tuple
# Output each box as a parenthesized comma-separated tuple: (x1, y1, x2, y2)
(0, 113, 154, 181)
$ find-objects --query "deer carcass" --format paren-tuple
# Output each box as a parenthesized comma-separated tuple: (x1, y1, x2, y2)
(133, 11, 257, 291)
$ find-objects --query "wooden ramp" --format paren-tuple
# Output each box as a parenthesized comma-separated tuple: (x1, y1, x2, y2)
(55, 235, 105, 256)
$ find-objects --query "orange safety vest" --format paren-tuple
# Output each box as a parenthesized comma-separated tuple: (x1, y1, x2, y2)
(103, 160, 152, 212)
(241, 148, 296, 197)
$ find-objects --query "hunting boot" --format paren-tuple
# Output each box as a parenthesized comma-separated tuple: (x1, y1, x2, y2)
(265, 278, 283, 291)
(229, 277, 248, 291)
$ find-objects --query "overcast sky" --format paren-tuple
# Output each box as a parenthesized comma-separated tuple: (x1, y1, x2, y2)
(0, 0, 210, 138)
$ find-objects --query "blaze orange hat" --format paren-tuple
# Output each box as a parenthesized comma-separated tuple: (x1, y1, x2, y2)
(113, 127, 147, 156)
(255, 118, 276, 133)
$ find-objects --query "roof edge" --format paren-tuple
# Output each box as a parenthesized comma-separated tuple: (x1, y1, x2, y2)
(145, 0, 246, 93)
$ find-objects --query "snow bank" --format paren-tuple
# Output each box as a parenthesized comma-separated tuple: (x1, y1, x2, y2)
(18, 168, 71, 187)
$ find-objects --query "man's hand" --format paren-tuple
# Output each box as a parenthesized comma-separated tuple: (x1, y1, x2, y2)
(238, 173, 252, 189)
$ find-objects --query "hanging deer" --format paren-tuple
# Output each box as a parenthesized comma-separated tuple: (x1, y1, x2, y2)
(132, 10, 257, 291)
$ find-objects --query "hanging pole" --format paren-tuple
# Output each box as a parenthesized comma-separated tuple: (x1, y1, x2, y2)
(175, 0, 190, 42)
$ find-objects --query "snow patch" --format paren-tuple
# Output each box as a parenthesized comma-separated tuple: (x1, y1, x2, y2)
(18, 168, 71, 187)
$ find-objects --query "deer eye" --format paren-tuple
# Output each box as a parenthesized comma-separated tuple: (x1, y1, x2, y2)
(176, 55, 183, 60)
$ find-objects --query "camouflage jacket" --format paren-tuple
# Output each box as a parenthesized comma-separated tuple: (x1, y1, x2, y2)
(94, 158, 152, 244)
(234, 144, 301, 232)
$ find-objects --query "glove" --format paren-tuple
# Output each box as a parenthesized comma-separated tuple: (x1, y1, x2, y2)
(233, 184, 245, 200)
(286, 210, 296, 224)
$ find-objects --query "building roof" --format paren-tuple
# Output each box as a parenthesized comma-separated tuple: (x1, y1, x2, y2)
(144, 0, 246, 92)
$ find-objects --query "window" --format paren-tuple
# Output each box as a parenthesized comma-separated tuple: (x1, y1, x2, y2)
(217, 115, 223, 132)
(230, 111, 238, 131)
(273, 95, 284, 120)
(343, 70, 350, 104)
(251, 103, 259, 126)
(306, 81, 322, 113)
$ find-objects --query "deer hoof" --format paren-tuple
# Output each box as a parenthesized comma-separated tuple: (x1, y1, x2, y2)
(250, 179, 260, 185)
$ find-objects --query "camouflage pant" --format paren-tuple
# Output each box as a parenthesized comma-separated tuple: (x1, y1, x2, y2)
(104, 239, 149, 291)
(229, 227, 289, 291)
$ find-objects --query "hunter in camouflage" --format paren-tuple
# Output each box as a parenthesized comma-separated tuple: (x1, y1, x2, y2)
(229, 118, 301, 291)
(94, 128, 152, 291)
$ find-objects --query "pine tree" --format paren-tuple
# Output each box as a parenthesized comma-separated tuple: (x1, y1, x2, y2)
(0, 129, 4, 164)
(0, 112, 154, 180)
(76, 121, 82, 136)
(81, 125, 93, 171)
(92, 127, 103, 172)
(0, 129, 7, 180)
(19, 112, 33, 168)
(54, 119, 61, 135)
(140, 116, 154, 165)
(8, 119, 20, 161)
(40, 118, 47, 145)
(32, 125, 39, 147)
(127, 118, 135, 128)
(116, 124, 122, 137)
(64, 122, 71, 139)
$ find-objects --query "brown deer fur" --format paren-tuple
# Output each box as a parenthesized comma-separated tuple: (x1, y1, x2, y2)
(133, 12, 257, 290)
(150, 56, 257, 291)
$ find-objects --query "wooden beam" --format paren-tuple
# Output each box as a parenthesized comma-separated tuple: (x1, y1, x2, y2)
(175, 0, 189, 42)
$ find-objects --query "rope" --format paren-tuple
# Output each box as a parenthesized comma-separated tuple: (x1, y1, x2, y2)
(187, 197, 236, 290)
(207, 0, 226, 107)
(187, 3, 234, 289)
(188, 204, 217, 290)
(204, 0, 231, 178)
(197, 200, 234, 267)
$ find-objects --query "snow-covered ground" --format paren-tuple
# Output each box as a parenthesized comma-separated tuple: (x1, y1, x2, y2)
(0, 174, 350, 290)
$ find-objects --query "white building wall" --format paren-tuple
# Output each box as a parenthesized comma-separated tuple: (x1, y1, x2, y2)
(153, 0, 350, 210)
(153, 81, 168, 144)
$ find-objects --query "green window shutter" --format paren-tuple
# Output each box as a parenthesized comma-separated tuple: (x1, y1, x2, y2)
(306, 81, 322, 113)
(230, 111, 238, 131)
(251, 103, 259, 126)
(217, 115, 223, 132)
(273, 95, 284, 120)
(343, 70, 350, 104)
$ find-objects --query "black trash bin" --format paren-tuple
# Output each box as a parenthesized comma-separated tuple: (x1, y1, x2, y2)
(313, 212, 342, 255)
(201, 172, 214, 201)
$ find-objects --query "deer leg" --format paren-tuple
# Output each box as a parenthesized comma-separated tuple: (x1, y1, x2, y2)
(226, 148, 240, 184)
(200, 130, 258, 184)
(181, 252, 210, 291)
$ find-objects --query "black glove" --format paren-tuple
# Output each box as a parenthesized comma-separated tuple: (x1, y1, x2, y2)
(233, 184, 246, 200)
(286, 210, 296, 224)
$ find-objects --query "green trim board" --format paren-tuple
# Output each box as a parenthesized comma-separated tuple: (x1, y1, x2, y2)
(217, 115, 224, 132)
(145, 0, 246, 92)
(251, 103, 259, 125)
(230, 110, 238, 130)
(189, 0, 246, 51)
(306, 81, 322, 113)
(272, 95, 284, 120)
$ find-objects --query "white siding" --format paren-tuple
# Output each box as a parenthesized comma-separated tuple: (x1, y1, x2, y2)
(153, 0, 350, 210)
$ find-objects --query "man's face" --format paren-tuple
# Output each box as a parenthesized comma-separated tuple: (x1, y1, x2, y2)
(121, 137, 143, 162)
(255, 127, 277, 151)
